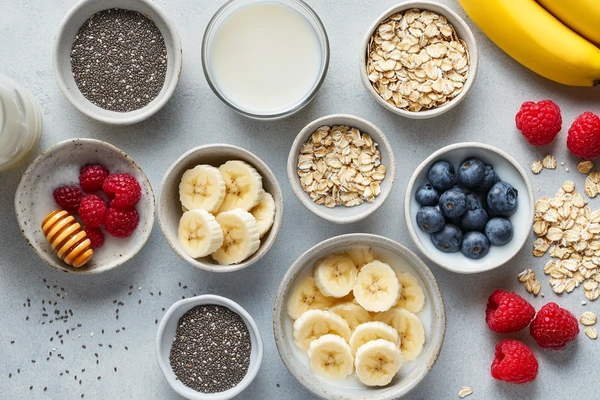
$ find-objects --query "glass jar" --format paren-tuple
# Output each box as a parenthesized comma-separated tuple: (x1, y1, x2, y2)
(0, 75, 42, 172)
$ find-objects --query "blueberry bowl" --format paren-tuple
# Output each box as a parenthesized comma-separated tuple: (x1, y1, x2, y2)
(404, 142, 534, 274)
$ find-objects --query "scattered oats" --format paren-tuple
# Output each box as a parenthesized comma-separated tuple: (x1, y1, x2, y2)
(577, 160, 593, 174)
(561, 161, 565, 166)
(531, 160, 543, 174)
(458, 386, 473, 398)
(585, 326, 598, 339)
(566, 167, 570, 172)
(580, 311, 597, 326)
(582, 301, 587, 305)
(562, 181, 575, 193)
(542, 155, 557, 169)
(518, 268, 535, 283)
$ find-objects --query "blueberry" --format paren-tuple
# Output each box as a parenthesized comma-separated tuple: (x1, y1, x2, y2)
(416, 207, 445, 233)
(461, 231, 490, 259)
(431, 224, 463, 253)
(487, 181, 519, 216)
(438, 188, 467, 218)
(477, 165, 500, 192)
(460, 209, 489, 232)
(485, 217, 514, 246)
(456, 158, 486, 189)
(428, 160, 455, 192)
(465, 193, 483, 210)
(415, 183, 439, 206)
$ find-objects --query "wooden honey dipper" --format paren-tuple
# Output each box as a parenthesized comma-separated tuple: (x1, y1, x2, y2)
(41, 210, 94, 268)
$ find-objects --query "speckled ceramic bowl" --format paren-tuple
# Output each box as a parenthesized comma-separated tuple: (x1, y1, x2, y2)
(157, 144, 283, 272)
(273, 233, 445, 400)
(405, 142, 534, 274)
(156, 294, 263, 400)
(287, 114, 396, 224)
(14, 138, 155, 274)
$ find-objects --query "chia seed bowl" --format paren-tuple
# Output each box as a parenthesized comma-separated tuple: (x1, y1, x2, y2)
(53, 0, 182, 125)
(156, 294, 263, 400)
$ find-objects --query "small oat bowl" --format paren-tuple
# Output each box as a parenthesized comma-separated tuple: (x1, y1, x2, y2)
(52, 0, 182, 125)
(157, 144, 283, 272)
(156, 294, 263, 400)
(273, 233, 445, 400)
(359, 1, 479, 119)
(405, 142, 534, 274)
(14, 138, 155, 274)
(287, 114, 396, 224)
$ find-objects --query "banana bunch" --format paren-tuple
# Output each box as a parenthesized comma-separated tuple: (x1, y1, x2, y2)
(287, 248, 427, 386)
(177, 160, 276, 265)
(457, 0, 600, 86)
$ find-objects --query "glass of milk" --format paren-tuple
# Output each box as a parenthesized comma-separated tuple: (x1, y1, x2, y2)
(202, 0, 330, 120)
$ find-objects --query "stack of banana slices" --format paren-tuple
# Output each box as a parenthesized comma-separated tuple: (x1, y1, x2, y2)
(177, 160, 276, 265)
(286, 247, 427, 387)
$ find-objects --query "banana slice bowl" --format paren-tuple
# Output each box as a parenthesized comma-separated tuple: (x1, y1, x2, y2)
(273, 233, 445, 400)
(157, 144, 283, 273)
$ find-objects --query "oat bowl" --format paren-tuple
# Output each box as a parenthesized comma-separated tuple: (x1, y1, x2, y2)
(360, 1, 478, 119)
(273, 233, 445, 400)
(14, 139, 155, 274)
(287, 114, 396, 224)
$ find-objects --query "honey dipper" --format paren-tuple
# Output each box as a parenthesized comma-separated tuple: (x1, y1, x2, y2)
(41, 210, 94, 268)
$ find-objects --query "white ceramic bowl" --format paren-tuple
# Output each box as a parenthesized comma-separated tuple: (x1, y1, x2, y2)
(52, 0, 182, 125)
(273, 233, 445, 400)
(14, 138, 155, 274)
(405, 142, 534, 274)
(359, 1, 479, 119)
(156, 294, 264, 400)
(287, 114, 396, 224)
(157, 144, 283, 272)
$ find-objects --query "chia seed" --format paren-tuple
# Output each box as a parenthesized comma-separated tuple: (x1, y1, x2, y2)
(70, 8, 167, 112)
(169, 305, 251, 394)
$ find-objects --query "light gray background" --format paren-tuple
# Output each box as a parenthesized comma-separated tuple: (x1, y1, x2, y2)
(1, 0, 599, 399)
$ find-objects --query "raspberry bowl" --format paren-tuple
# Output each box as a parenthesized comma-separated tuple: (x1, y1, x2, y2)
(15, 138, 155, 274)
(405, 142, 534, 274)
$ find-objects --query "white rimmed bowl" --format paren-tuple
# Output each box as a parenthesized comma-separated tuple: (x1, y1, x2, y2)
(273, 233, 445, 400)
(156, 294, 263, 400)
(14, 138, 155, 274)
(52, 0, 182, 125)
(287, 114, 396, 224)
(157, 144, 283, 272)
(405, 142, 534, 274)
(359, 1, 478, 119)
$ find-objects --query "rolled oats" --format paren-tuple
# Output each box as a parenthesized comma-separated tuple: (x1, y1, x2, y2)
(580, 311, 597, 326)
(542, 155, 557, 169)
(458, 386, 473, 398)
(577, 160, 593, 174)
(585, 326, 598, 339)
(531, 160, 543, 174)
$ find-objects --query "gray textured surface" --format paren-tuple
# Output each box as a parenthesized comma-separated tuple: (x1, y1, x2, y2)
(1, 0, 598, 399)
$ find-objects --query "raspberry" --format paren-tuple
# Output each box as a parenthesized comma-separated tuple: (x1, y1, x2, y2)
(102, 174, 141, 209)
(79, 195, 108, 228)
(80, 164, 109, 192)
(491, 339, 538, 384)
(530, 302, 579, 350)
(53, 185, 83, 211)
(104, 207, 139, 238)
(567, 112, 600, 159)
(85, 227, 105, 249)
(515, 100, 562, 146)
(485, 290, 535, 333)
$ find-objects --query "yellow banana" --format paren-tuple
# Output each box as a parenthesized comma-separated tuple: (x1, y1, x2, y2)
(537, 0, 600, 45)
(457, 0, 600, 86)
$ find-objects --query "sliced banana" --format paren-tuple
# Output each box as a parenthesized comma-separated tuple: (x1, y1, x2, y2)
(349, 321, 399, 356)
(178, 209, 224, 259)
(353, 261, 400, 312)
(249, 192, 275, 238)
(217, 160, 265, 213)
(307, 334, 354, 380)
(375, 308, 425, 362)
(293, 309, 352, 351)
(314, 253, 358, 298)
(394, 272, 426, 313)
(345, 247, 375, 268)
(287, 276, 335, 320)
(328, 302, 371, 331)
(211, 209, 260, 265)
(179, 165, 226, 213)
(355, 339, 403, 387)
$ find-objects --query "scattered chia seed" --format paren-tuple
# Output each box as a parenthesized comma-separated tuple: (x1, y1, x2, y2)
(70, 8, 167, 112)
(169, 305, 251, 394)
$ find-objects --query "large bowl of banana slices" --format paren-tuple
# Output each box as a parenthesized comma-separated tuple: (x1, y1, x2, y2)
(273, 233, 445, 400)
(157, 144, 283, 272)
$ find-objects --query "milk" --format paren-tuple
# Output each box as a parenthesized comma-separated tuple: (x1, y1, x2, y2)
(208, 1, 322, 115)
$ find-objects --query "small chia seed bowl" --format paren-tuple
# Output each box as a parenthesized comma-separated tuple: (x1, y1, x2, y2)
(52, 0, 182, 125)
(156, 294, 263, 400)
